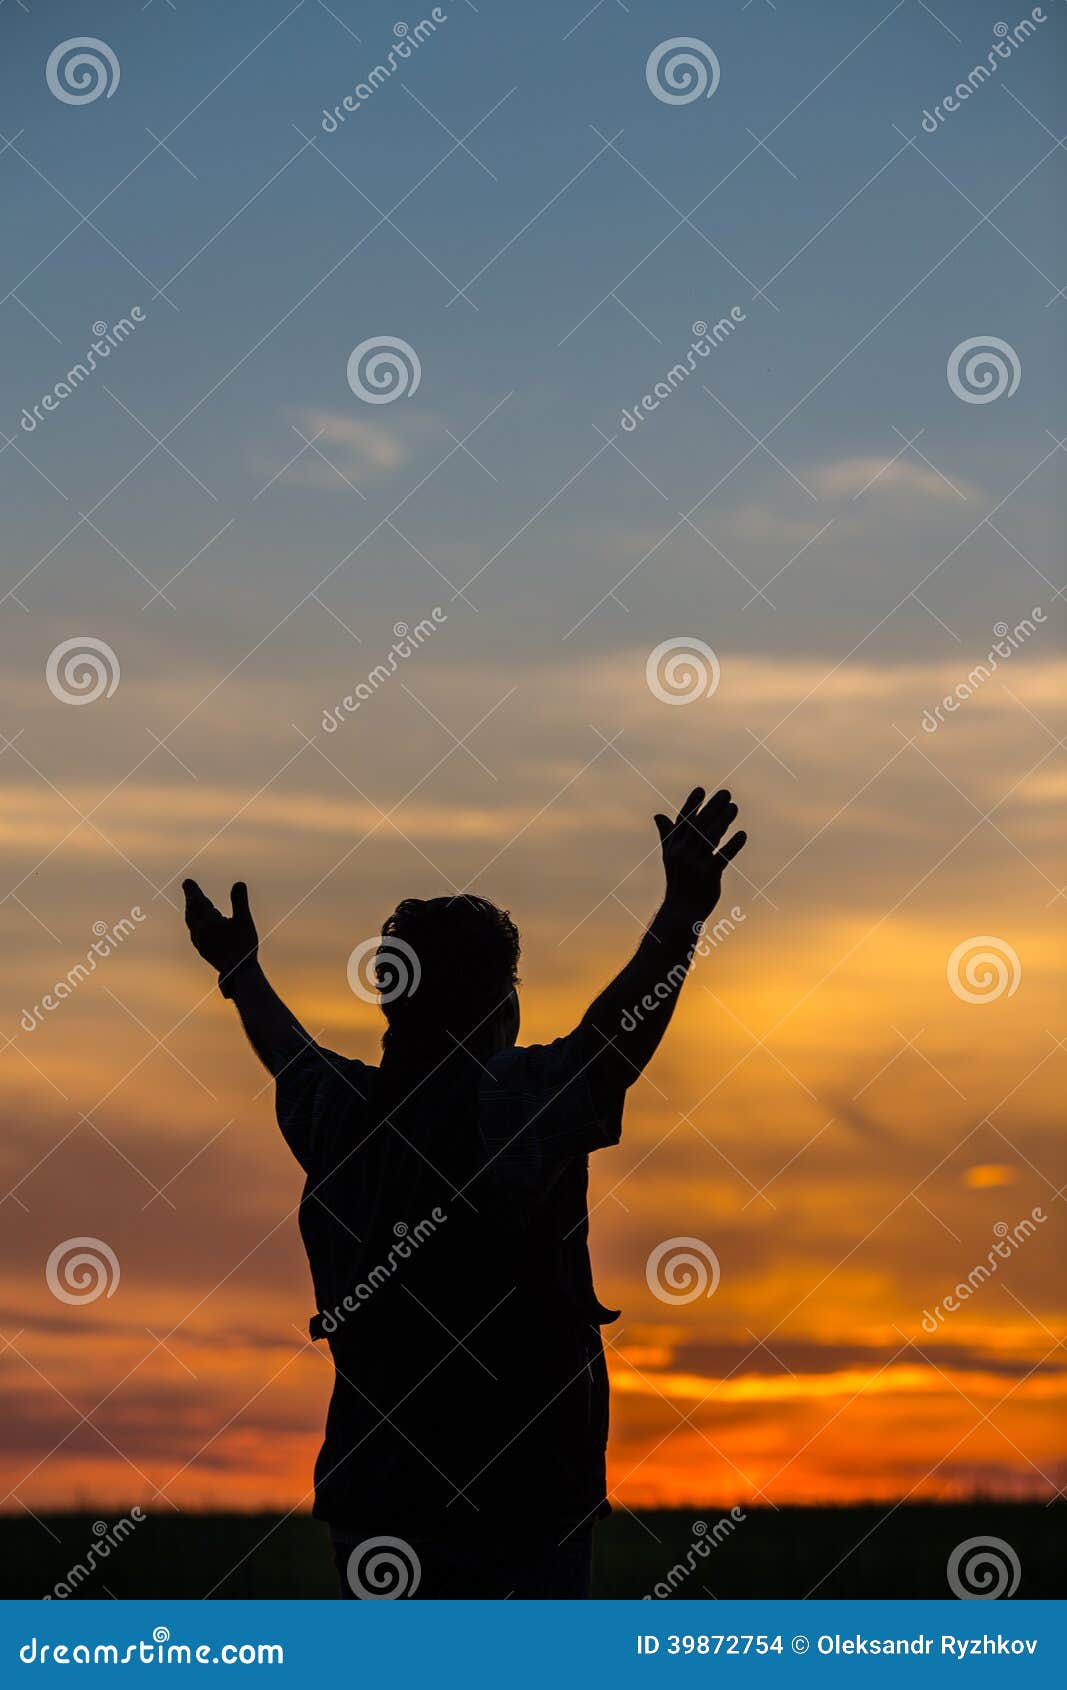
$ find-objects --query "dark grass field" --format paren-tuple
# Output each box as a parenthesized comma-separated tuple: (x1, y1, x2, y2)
(4, 1504, 1063, 1600)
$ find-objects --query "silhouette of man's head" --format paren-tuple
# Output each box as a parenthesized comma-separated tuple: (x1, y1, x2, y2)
(377, 895, 520, 1061)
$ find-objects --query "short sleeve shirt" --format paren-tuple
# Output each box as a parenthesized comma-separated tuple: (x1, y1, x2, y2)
(276, 1037, 624, 1532)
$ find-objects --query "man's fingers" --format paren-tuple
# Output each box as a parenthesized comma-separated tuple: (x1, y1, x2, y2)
(717, 829, 747, 864)
(230, 881, 251, 922)
(696, 788, 730, 825)
(675, 787, 705, 825)
(700, 800, 738, 846)
(653, 814, 673, 846)
(182, 878, 216, 926)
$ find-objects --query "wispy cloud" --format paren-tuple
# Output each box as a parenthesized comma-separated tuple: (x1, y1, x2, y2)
(297, 408, 410, 473)
(810, 456, 978, 503)
(249, 408, 437, 492)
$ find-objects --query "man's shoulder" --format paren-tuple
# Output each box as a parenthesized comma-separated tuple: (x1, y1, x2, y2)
(483, 1037, 590, 1099)
(319, 1051, 377, 1106)
(318, 1049, 377, 1078)
(484, 1041, 549, 1081)
(277, 1045, 377, 1115)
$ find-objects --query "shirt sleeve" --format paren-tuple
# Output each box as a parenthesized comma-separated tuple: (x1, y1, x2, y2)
(477, 1033, 626, 1197)
(274, 1041, 370, 1174)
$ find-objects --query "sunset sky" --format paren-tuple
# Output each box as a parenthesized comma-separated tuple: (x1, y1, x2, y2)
(1, 0, 1064, 1530)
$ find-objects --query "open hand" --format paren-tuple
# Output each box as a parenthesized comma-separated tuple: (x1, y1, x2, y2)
(653, 788, 747, 920)
(182, 879, 258, 982)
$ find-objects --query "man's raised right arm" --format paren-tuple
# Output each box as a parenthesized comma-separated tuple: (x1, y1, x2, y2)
(571, 786, 747, 1087)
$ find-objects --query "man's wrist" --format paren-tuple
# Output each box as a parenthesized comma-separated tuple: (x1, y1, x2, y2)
(219, 955, 262, 1000)
(660, 893, 713, 929)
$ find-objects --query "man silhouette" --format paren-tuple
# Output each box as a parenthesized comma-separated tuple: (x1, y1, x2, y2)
(183, 785, 745, 1598)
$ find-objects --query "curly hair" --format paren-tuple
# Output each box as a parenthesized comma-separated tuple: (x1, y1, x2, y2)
(377, 894, 520, 1060)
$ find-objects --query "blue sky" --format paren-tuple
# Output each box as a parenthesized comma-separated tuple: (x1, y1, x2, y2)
(2, 0, 1063, 668)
